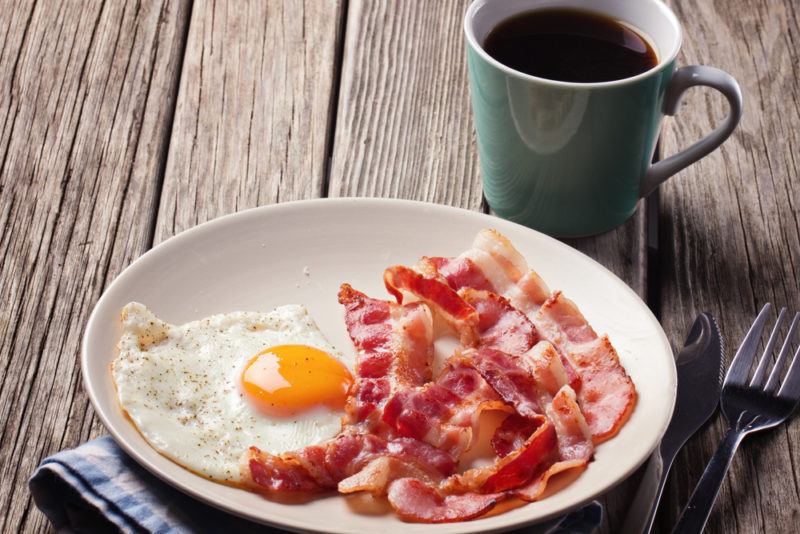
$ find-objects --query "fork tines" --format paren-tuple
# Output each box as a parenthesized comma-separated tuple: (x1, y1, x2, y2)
(725, 303, 800, 401)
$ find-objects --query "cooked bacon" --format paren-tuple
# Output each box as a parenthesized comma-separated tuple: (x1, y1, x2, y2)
(245, 229, 635, 523)
(378, 292, 539, 458)
(444, 415, 553, 494)
(381, 361, 506, 456)
(384, 265, 478, 345)
(338, 284, 434, 427)
(459, 288, 539, 355)
(535, 291, 596, 347)
(535, 292, 636, 442)
(515, 458, 589, 502)
(545, 384, 594, 462)
(388, 478, 505, 523)
(491, 413, 538, 458)
(472, 345, 592, 459)
(427, 256, 493, 292)
(445, 351, 593, 496)
(425, 230, 636, 443)
(422, 232, 582, 389)
(480, 342, 576, 457)
(242, 433, 456, 495)
(246, 450, 320, 493)
(338, 456, 435, 495)
(514, 386, 593, 501)
(459, 348, 543, 418)
(458, 229, 551, 314)
(481, 416, 555, 493)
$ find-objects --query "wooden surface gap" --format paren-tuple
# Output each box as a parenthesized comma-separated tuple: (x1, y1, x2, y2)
(646, 190, 662, 318)
(320, 0, 349, 198)
(144, 0, 194, 249)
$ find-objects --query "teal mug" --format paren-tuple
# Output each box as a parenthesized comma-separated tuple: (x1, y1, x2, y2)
(465, 0, 743, 237)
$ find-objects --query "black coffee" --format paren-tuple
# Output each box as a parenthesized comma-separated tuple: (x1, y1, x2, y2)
(483, 8, 658, 83)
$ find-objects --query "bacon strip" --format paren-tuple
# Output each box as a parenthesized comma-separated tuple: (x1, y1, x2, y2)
(242, 433, 456, 495)
(338, 284, 434, 428)
(450, 229, 551, 314)
(384, 264, 478, 345)
(459, 288, 539, 355)
(460, 348, 543, 418)
(491, 413, 538, 458)
(517, 386, 593, 501)
(545, 384, 593, 462)
(381, 361, 507, 457)
(428, 256, 493, 292)
(535, 292, 636, 442)
(388, 478, 505, 523)
(337, 457, 434, 495)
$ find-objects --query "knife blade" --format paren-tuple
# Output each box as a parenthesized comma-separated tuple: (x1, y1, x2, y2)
(620, 313, 725, 534)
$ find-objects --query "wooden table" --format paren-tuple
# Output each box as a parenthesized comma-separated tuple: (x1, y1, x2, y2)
(1, 1, 797, 532)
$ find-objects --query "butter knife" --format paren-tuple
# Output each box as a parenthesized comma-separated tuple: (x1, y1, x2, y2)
(620, 313, 725, 534)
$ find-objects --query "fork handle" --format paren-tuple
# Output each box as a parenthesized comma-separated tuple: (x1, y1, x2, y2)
(671, 428, 744, 533)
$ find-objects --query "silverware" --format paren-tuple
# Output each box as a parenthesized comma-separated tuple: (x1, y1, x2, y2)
(620, 313, 724, 534)
(672, 304, 800, 533)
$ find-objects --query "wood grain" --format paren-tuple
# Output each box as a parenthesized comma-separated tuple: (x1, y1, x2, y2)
(153, 0, 344, 243)
(0, 0, 191, 531)
(656, 0, 800, 532)
(327, 0, 484, 210)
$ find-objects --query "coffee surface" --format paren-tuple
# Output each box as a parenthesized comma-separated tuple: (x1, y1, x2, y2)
(483, 8, 658, 83)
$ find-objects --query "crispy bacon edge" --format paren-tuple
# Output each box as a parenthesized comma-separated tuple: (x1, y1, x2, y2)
(384, 264, 479, 346)
(241, 433, 457, 496)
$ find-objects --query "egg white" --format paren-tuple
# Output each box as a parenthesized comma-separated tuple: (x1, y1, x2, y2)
(112, 302, 351, 484)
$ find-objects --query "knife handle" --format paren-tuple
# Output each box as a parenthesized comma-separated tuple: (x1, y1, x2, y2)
(671, 428, 744, 534)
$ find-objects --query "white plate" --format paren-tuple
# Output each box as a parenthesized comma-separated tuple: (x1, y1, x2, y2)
(82, 198, 676, 533)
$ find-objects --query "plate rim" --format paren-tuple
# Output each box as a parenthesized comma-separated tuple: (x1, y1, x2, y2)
(82, 197, 676, 533)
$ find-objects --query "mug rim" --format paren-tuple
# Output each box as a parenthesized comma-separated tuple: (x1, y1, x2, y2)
(464, 0, 684, 89)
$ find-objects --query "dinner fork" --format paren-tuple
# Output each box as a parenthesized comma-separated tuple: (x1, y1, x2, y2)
(672, 304, 800, 533)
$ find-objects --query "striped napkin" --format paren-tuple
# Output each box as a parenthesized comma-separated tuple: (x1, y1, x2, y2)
(29, 437, 602, 533)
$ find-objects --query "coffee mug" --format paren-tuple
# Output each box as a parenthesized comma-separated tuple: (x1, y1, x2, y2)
(465, 0, 742, 237)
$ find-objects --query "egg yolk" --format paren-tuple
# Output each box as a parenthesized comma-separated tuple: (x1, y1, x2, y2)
(240, 344, 353, 417)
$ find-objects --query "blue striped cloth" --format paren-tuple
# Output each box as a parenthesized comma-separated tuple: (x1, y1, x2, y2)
(29, 437, 602, 533)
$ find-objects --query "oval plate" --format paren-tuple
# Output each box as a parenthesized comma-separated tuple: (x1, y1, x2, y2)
(82, 198, 676, 533)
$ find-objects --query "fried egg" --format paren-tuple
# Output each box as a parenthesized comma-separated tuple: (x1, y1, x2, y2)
(112, 303, 353, 484)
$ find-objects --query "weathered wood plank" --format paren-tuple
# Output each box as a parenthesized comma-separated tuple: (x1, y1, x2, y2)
(153, 0, 344, 243)
(657, 1, 800, 532)
(329, 2, 647, 532)
(327, 0, 484, 210)
(0, 0, 191, 531)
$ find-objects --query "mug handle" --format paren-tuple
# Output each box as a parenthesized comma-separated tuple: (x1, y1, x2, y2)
(640, 66, 743, 198)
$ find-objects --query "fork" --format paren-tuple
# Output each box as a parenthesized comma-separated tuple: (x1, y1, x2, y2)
(671, 303, 800, 534)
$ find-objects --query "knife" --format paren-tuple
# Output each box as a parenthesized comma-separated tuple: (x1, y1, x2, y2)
(620, 313, 725, 534)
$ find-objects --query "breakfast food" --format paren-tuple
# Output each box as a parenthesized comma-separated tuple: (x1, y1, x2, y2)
(113, 228, 636, 523)
(240, 229, 636, 522)
(112, 303, 352, 483)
